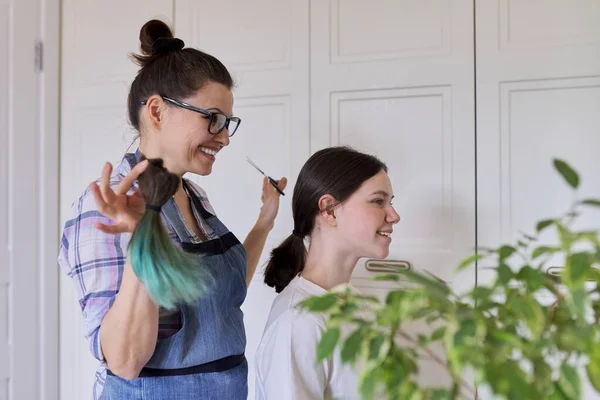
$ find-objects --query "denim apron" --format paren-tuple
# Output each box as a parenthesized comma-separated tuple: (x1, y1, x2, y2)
(103, 158, 248, 399)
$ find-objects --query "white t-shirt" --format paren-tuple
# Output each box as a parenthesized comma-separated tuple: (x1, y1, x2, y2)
(255, 276, 361, 400)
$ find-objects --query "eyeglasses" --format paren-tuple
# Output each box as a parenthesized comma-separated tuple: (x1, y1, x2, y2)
(141, 96, 241, 137)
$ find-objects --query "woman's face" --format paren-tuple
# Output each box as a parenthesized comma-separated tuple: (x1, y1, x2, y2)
(333, 170, 401, 260)
(147, 81, 236, 176)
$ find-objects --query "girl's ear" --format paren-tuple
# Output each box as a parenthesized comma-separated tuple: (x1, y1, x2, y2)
(317, 194, 337, 226)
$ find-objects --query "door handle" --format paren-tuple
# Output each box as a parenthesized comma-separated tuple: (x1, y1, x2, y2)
(546, 266, 562, 277)
(547, 266, 599, 282)
(365, 259, 411, 273)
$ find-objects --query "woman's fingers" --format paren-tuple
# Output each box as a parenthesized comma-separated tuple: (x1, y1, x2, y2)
(95, 222, 124, 235)
(276, 177, 288, 191)
(115, 160, 148, 196)
(90, 182, 113, 218)
(98, 163, 116, 204)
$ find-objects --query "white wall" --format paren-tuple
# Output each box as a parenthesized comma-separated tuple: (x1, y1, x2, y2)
(0, 0, 59, 399)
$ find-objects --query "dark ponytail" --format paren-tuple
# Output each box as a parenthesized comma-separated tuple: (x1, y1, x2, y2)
(264, 146, 387, 293)
(128, 157, 213, 309)
(263, 234, 307, 293)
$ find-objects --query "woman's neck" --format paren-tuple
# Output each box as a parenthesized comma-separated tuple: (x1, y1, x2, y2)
(138, 141, 184, 177)
(301, 236, 358, 290)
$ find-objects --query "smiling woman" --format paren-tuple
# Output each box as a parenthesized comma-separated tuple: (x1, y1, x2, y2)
(57, 18, 286, 400)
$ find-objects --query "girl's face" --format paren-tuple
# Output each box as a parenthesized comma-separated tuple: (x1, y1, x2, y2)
(333, 170, 400, 260)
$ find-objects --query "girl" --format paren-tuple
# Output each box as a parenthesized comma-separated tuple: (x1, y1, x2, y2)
(255, 146, 400, 399)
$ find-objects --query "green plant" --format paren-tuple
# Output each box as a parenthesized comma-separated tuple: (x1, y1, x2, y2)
(299, 159, 600, 400)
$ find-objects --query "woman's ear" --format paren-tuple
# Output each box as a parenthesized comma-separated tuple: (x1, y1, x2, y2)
(317, 194, 337, 227)
(144, 95, 166, 129)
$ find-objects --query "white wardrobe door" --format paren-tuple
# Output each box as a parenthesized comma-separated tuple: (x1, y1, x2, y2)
(476, 1, 600, 398)
(310, 0, 477, 391)
(477, 0, 600, 256)
(174, 1, 310, 397)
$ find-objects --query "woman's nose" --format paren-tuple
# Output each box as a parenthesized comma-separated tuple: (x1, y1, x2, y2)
(214, 129, 230, 147)
(387, 207, 400, 224)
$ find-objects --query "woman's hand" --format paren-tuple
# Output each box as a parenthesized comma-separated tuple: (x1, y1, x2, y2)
(90, 160, 149, 234)
(255, 177, 288, 232)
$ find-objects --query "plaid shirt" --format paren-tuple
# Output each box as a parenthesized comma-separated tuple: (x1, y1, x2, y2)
(58, 153, 217, 399)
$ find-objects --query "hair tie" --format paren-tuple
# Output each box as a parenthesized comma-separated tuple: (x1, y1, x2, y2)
(292, 230, 305, 239)
(145, 203, 162, 212)
(152, 37, 185, 55)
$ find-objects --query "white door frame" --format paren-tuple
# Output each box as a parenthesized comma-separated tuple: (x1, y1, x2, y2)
(40, 0, 60, 398)
(9, 0, 60, 397)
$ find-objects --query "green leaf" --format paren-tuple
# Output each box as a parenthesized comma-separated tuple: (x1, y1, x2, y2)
(586, 350, 600, 392)
(505, 363, 532, 399)
(358, 362, 381, 399)
(385, 290, 404, 306)
(537, 219, 555, 234)
(431, 326, 446, 341)
(558, 363, 581, 400)
(548, 383, 570, 400)
(353, 294, 380, 303)
(371, 273, 400, 282)
(489, 330, 522, 348)
(396, 269, 451, 302)
(337, 302, 360, 318)
(472, 286, 494, 300)
(424, 389, 453, 400)
(565, 252, 592, 288)
(555, 324, 592, 353)
(457, 253, 482, 271)
(516, 266, 547, 291)
(574, 231, 600, 246)
(498, 245, 517, 261)
(581, 198, 600, 207)
(341, 328, 366, 364)
(557, 223, 574, 247)
(453, 319, 477, 347)
(317, 327, 340, 361)
(553, 159, 580, 189)
(571, 288, 586, 320)
(298, 293, 339, 312)
(532, 358, 554, 396)
(532, 246, 559, 259)
(367, 334, 388, 361)
(497, 264, 513, 284)
(510, 295, 545, 336)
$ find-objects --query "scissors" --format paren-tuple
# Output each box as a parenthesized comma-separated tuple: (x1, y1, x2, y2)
(246, 157, 285, 196)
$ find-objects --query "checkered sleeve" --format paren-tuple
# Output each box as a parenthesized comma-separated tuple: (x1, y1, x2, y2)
(58, 181, 131, 363)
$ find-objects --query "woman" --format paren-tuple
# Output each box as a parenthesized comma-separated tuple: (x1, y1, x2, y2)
(255, 146, 400, 399)
(58, 19, 286, 399)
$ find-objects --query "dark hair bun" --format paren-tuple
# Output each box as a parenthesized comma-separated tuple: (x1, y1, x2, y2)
(152, 37, 185, 55)
(139, 19, 174, 56)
